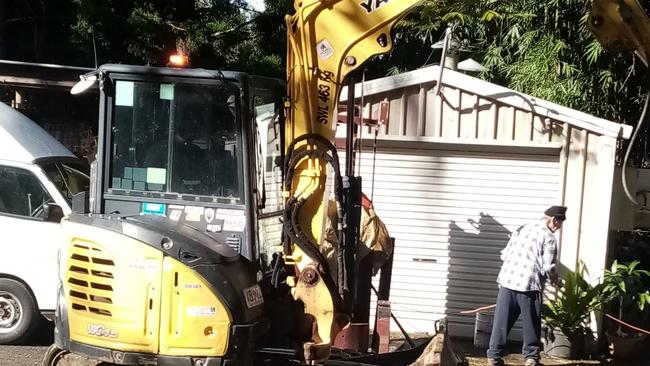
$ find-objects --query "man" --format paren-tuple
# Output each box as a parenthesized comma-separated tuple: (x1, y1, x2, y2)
(487, 206, 566, 366)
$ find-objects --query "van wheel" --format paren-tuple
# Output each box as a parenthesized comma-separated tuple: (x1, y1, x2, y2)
(0, 278, 38, 344)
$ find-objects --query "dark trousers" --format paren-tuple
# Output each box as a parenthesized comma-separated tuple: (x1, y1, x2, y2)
(486, 287, 542, 360)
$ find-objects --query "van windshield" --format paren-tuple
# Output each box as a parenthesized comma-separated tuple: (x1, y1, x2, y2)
(39, 161, 90, 204)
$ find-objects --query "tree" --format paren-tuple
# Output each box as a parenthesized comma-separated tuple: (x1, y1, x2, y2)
(71, 0, 285, 76)
(0, 0, 80, 64)
(393, 0, 650, 165)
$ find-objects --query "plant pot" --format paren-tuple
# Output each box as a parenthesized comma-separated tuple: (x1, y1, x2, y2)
(607, 332, 647, 361)
(542, 326, 584, 359)
(473, 311, 493, 348)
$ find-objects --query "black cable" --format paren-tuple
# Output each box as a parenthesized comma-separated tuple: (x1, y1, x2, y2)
(622, 90, 650, 205)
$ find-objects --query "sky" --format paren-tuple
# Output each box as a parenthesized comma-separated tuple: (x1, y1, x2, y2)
(247, 0, 265, 12)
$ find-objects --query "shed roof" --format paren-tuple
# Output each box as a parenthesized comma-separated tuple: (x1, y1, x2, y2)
(0, 102, 75, 163)
(341, 65, 632, 140)
(0, 59, 93, 89)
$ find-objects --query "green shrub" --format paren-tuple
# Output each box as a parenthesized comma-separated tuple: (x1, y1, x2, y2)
(602, 260, 650, 335)
(542, 262, 603, 337)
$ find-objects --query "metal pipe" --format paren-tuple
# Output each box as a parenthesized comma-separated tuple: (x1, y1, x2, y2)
(371, 285, 415, 348)
(346, 75, 356, 177)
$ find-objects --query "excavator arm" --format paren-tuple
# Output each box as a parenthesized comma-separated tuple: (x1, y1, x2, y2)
(589, 0, 650, 65)
(281, 0, 423, 362)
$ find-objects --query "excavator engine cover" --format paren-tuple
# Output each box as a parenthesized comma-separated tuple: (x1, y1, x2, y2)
(53, 214, 267, 366)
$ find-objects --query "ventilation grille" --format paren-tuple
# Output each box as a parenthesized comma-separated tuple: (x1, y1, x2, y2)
(226, 236, 241, 253)
(67, 242, 115, 317)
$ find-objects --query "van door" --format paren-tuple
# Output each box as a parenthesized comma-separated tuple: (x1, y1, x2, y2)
(0, 164, 63, 311)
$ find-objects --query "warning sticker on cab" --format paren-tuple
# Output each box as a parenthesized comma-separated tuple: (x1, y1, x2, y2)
(316, 39, 335, 60)
(243, 285, 264, 308)
(214, 209, 246, 231)
(184, 206, 203, 222)
(186, 306, 216, 317)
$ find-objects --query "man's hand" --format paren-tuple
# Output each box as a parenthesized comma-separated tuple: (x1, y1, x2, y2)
(551, 275, 564, 290)
(550, 272, 563, 289)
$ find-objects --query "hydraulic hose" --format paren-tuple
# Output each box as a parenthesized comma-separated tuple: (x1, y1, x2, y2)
(281, 134, 347, 303)
(621, 90, 650, 205)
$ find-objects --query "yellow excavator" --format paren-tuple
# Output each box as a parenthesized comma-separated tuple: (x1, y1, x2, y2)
(41, 0, 650, 365)
(42, 0, 426, 366)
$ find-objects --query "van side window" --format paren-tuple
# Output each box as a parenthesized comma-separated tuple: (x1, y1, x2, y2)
(0, 166, 53, 219)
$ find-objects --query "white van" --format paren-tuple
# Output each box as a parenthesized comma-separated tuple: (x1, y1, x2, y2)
(0, 102, 89, 344)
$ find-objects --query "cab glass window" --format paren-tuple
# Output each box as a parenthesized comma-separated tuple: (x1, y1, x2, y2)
(0, 166, 54, 219)
(254, 95, 283, 214)
(109, 79, 242, 202)
(253, 91, 284, 268)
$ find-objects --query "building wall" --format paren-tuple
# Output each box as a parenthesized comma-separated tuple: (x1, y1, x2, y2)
(338, 66, 628, 336)
(562, 132, 617, 285)
(353, 142, 561, 337)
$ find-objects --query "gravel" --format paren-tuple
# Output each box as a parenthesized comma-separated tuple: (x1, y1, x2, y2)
(0, 320, 52, 366)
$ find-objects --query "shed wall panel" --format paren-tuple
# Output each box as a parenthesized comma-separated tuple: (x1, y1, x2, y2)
(560, 128, 587, 268)
(459, 92, 476, 139)
(514, 110, 533, 141)
(576, 135, 616, 284)
(353, 148, 561, 338)
(477, 98, 496, 140)
(424, 91, 440, 137)
(405, 87, 420, 136)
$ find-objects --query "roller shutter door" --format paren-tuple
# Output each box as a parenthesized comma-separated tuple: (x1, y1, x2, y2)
(355, 146, 561, 338)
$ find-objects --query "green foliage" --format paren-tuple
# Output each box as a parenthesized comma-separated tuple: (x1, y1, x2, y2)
(9, 0, 650, 139)
(602, 260, 650, 322)
(541, 260, 650, 337)
(542, 262, 603, 336)
(0, 0, 81, 64)
(69, 0, 285, 76)
(392, 0, 650, 159)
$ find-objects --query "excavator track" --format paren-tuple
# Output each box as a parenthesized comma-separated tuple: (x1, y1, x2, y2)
(42, 345, 107, 366)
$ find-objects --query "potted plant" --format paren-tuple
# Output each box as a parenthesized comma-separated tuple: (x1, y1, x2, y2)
(601, 260, 650, 360)
(542, 263, 602, 359)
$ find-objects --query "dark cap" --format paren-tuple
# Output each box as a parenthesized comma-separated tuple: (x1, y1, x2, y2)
(544, 205, 567, 220)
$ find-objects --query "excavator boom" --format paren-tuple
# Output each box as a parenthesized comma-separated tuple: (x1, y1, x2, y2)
(282, 0, 423, 362)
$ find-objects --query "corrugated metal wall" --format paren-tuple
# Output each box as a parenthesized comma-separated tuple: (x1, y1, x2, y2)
(356, 81, 564, 145)
(354, 146, 560, 338)
(336, 65, 627, 338)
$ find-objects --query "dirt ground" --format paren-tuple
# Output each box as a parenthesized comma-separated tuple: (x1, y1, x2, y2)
(448, 337, 650, 366)
(3, 326, 649, 366)
(0, 318, 53, 366)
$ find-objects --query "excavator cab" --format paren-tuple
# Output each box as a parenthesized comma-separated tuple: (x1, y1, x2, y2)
(85, 64, 284, 260)
(45, 64, 285, 366)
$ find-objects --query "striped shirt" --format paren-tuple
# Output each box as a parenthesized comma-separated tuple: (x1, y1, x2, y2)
(496, 221, 558, 292)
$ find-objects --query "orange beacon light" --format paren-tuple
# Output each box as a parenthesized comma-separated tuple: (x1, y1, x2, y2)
(168, 53, 189, 68)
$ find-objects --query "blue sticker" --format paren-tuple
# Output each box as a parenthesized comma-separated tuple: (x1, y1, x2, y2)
(142, 202, 166, 216)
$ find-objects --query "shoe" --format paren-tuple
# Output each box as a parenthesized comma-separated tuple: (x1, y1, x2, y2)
(487, 359, 505, 366)
(524, 358, 542, 366)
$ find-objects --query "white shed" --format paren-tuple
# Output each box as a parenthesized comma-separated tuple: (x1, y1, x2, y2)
(337, 65, 632, 338)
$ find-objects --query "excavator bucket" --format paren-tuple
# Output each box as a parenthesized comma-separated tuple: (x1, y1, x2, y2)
(325, 320, 467, 366)
(408, 330, 467, 366)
